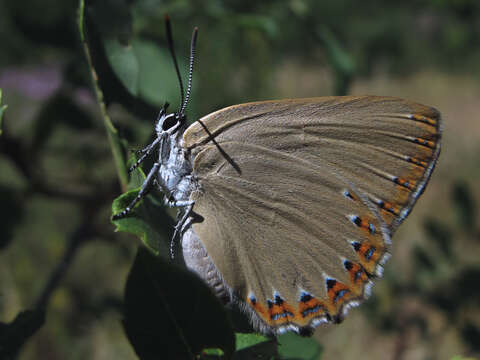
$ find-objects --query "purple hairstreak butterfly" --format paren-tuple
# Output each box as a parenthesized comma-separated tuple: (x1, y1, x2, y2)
(113, 21, 441, 336)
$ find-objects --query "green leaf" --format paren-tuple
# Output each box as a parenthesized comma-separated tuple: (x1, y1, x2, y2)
(123, 247, 235, 359)
(132, 38, 184, 110)
(111, 168, 173, 256)
(202, 347, 224, 356)
(0, 309, 45, 359)
(234, 333, 278, 359)
(112, 190, 170, 255)
(236, 15, 278, 38)
(79, 0, 158, 120)
(235, 333, 270, 351)
(0, 89, 7, 136)
(277, 332, 322, 360)
(315, 26, 355, 96)
(235, 333, 278, 359)
(104, 39, 140, 96)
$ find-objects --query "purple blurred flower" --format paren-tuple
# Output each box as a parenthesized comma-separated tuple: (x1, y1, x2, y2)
(0, 66, 62, 101)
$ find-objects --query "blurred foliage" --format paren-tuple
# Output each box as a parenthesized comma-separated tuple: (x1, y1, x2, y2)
(0, 309, 45, 359)
(0, 0, 479, 359)
(0, 89, 7, 136)
(361, 181, 480, 359)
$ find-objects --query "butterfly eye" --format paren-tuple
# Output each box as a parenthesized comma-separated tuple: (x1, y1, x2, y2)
(162, 114, 179, 131)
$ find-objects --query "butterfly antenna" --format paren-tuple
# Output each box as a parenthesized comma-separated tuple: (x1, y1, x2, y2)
(165, 14, 185, 109)
(180, 27, 198, 116)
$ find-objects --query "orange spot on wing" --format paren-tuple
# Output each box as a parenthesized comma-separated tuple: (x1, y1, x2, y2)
(413, 137, 436, 149)
(249, 294, 332, 328)
(268, 301, 297, 325)
(411, 114, 437, 126)
(353, 216, 378, 235)
(247, 297, 270, 324)
(346, 190, 358, 201)
(327, 281, 352, 306)
(345, 261, 369, 296)
(347, 262, 368, 283)
(354, 242, 381, 274)
(381, 201, 400, 215)
(408, 156, 428, 168)
(298, 297, 328, 320)
(395, 177, 416, 190)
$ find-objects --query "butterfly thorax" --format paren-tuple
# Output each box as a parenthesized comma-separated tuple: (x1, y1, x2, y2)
(156, 119, 196, 204)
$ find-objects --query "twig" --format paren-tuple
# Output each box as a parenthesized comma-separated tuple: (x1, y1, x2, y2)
(35, 216, 94, 310)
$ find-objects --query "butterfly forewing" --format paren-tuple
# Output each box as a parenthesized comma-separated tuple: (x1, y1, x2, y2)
(183, 96, 441, 334)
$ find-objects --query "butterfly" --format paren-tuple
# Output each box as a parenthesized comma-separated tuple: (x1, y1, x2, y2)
(113, 23, 441, 336)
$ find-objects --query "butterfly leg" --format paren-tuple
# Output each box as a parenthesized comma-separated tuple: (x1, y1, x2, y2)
(168, 200, 195, 258)
(173, 201, 195, 234)
(168, 199, 195, 235)
(166, 199, 195, 208)
(129, 137, 161, 173)
(112, 162, 160, 220)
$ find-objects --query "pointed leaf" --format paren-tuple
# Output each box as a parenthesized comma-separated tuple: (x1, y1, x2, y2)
(111, 167, 174, 255)
(104, 38, 140, 96)
(235, 333, 271, 351)
(112, 188, 172, 255)
(233, 333, 278, 359)
(123, 247, 235, 359)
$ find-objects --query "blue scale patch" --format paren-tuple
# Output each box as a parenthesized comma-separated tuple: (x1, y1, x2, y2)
(368, 223, 376, 234)
(333, 289, 350, 303)
(301, 306, 322, 318)
(343, 190, 354, 200)
(271, 310, 294, 321)
(355, 270, 363, 281)
(351, 215, 362, 227)
(365, 246, 376, 260)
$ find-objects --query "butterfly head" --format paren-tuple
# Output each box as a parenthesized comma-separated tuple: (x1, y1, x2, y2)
(155, 102, 187, 137)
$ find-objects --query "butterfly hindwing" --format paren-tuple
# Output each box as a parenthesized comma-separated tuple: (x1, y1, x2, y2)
(183, 96, 441, 334)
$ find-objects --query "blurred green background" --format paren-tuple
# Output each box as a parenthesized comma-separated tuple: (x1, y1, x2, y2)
(1, 0, 479, 359)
